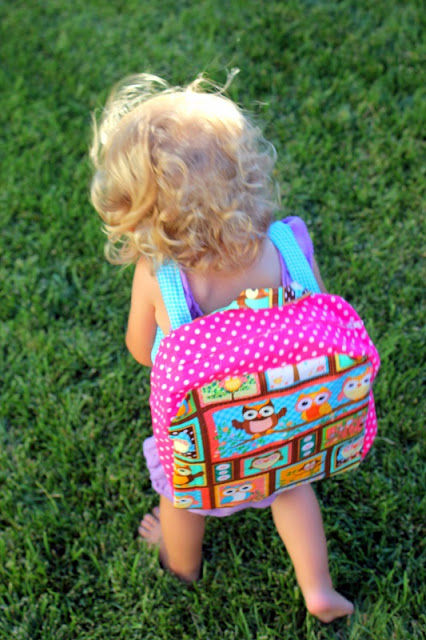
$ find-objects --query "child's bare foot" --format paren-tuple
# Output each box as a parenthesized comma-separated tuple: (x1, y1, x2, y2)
(304, 587, 354, 623)
(138, 506, 161, 546)
(138, 504, 201, 583)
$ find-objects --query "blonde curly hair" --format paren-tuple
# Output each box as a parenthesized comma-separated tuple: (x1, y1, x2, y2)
(90, 73, 278, 272)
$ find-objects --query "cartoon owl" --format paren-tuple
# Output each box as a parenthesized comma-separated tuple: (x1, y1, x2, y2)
(250, 450, 283, 471)
(281, 456, 322, 482)
(236, 288, 269, 308)
(295, 387, 332, 421)
(338, 367, 372, 402)
(173, 462, 204, 487)
(219, 482, 254, 505)
(294, 457, 322, 477)
(170, 432, 195, 455)
(232, 400, 287, 437)
(337, 437, 363, 462)
(175, 495, 200, 508)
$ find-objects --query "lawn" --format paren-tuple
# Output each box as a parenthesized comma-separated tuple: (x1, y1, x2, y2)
(1, 1, 425, 638)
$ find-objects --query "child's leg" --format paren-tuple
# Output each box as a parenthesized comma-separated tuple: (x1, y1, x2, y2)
(271, 484, 354, 623)
(158, 494, 205, 582)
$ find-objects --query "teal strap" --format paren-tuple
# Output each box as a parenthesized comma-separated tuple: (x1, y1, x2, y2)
(151, 261, 192, 363)
(156, 261, 192, 328)
(268, 221, 321, 293)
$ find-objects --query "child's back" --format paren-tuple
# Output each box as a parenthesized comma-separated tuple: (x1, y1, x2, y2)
(155, 236, 282, 333)
(186, 237, 282, 313)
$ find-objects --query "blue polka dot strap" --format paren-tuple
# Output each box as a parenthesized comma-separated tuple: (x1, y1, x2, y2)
(268, 221, 321, 294)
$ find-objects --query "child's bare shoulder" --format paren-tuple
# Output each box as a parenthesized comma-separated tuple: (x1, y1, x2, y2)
(133, 257, 156, 292)
(133, 257, 168, 305)
(132, 257, 171, 335)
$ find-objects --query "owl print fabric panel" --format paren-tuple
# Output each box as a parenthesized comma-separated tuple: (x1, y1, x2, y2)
(168, 356, 371, 509)
(150, 286, 380, 510)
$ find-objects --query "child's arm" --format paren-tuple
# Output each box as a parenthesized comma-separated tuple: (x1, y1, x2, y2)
(125, 258, 158, 367)
(312, 258, 327, 293)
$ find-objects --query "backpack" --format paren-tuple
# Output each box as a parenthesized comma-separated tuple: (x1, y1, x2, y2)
(150, 222, 380, 510)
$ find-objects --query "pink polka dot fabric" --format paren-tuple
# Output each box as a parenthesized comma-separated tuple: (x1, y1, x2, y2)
(150, 293, 380, 490)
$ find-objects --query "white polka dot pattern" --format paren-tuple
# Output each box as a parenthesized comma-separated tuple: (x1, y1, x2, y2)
(150, 293, 380, 484)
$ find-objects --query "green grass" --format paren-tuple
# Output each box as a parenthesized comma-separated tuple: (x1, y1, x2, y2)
(1, 1, 425, 638)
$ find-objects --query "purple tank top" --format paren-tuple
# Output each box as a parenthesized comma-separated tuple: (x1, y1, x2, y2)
(180, 216, 314, 319)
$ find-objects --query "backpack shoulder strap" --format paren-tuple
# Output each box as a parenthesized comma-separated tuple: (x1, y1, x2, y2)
(151, 261, 193, 363)
(268, 220, 321, 293)
(156, 261, 193, 329)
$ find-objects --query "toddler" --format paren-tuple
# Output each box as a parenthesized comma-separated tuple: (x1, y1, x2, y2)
(90, 73, 355, 622)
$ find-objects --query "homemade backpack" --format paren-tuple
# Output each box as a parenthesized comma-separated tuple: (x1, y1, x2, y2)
(150, 222, 380, 510)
